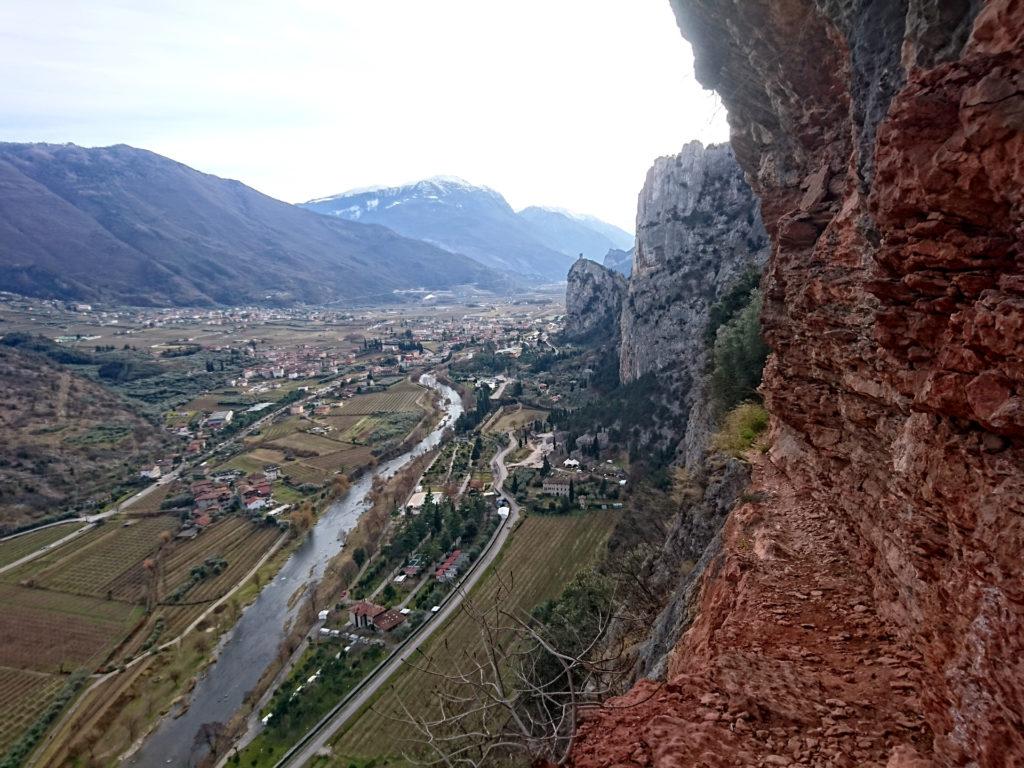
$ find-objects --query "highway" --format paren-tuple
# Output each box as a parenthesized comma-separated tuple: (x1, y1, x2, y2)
(271, 434, 521, 768)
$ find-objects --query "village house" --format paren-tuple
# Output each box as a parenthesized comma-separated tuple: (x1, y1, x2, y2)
(349, 600, 385, 629)
(435, 549, 469, 583)
(373, 609, 407, 632)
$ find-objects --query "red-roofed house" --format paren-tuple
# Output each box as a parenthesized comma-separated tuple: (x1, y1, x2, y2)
(349, 601, 385, 629)
(435, 549, 463, 583)
(373, 609, 407, 633)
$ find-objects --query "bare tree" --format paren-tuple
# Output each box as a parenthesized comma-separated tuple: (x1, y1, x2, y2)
(381, 572, 630, 767)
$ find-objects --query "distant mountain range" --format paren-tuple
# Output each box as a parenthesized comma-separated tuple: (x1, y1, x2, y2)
(517, 206, 633, 262)
(301, 178, 632, 282)
(0, 144, 504, 306)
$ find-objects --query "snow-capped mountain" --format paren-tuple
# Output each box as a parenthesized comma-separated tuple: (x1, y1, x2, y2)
(302, 178, 633, 282)
(302, 177, 573, 281)
(516, 206, 634, 262)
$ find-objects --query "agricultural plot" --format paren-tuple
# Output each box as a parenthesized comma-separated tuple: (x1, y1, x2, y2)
(0, 584, 140, 672)
(300, 445, 377, 473)
(278, 460, 332, 486)
(216, 452, 268, 476)
(122, 482, 175, 516)
(322, 414, 366, 437)
(0, 522, 84, 569)
(486, 407, 549, 434)
(247, 447, 288, 465)
(117, 520, 281, 659)
(330, 510, 620, 760)
(267, 431, 348, 456)
(337, 384, 425, 415)
(258, 416, 305, 442)
(0, 667, 64, 755)
(7, 516, 177, 601)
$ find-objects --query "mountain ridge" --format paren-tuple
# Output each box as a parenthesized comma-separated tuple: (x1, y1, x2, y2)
(0, 142, 505, 307)
(301, 178, 629, 281)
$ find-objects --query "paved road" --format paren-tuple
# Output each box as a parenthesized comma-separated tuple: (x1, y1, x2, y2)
(273, 435, 521, 767)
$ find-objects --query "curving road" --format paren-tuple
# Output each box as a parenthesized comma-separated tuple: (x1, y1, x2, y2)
(271, 434, 521, 768)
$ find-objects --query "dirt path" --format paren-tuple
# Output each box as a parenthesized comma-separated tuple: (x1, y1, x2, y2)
(54, 370, 69, 421)
(573, 455, 933, 768)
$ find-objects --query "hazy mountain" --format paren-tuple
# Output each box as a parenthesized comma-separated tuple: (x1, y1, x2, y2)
(517, 206, 634, 262)
(603, 247, 634, 276)
(301, 177, 575, 281)
(0, 144, 503, 307)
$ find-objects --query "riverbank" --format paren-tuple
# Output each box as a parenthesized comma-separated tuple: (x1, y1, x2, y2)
(121, 374, 463, 768)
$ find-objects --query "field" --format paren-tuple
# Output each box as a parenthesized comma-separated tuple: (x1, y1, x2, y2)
(300, 445, 377, 472)
(220, 379, 430, 490)
(3, 516, 178, 601)
(0, 522, 84, 568)
(268, 431, 350, 456)
(0, 584, 141, 672)
(122, 482, 175, 516)
(337, 382, 426, 415)
(329, 510, 619, 761)
(118, 519, 282, 658)
(0, 667, 64, 755)
(486, 406, 548, 434)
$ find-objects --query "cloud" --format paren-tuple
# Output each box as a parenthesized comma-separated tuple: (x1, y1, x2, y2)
(0, 0, 728, 230)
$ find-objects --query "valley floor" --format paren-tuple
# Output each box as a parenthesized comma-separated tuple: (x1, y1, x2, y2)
(572, 455, 932, 768)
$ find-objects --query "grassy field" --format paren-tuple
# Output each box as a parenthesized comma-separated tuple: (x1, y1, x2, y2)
(486, 407, 548, 434)
(0, 522, 84, 568)
(268, 430, 350, 456)
(327, 510, 619, 762)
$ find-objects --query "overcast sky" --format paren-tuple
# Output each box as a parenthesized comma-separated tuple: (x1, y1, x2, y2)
(0, 0, 728, 231)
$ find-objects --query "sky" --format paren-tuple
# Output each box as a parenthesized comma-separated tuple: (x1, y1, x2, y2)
(0, 0, 729, 232)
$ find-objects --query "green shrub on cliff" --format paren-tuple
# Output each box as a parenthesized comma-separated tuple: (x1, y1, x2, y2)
(710, 288, 768, 416)
(713, 402, 770, 457)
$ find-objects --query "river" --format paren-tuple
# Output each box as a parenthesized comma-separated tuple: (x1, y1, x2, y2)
(127, 374, 462, 767)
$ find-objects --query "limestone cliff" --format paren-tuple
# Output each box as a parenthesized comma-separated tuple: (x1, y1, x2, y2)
(562, 257, 627, 343)
(620, 141, 768, 466)
(572, 1, 1022, 766)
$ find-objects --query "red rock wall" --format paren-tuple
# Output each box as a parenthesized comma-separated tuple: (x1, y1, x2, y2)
(572, 1, 1022, 765)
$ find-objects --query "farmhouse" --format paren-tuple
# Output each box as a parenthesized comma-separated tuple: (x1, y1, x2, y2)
(372, 609, 407, 633)
(349, 600, 385, 628)
(243, 493, 267, 511)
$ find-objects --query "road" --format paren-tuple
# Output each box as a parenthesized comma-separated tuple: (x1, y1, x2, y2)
(272, 434, 521, 768)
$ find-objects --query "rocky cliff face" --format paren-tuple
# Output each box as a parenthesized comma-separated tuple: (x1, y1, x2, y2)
(573, 2, 1023, 766)
(562, 257, 627, 343)
(620, 141, 767, 384)
(620, 141, 768, 466)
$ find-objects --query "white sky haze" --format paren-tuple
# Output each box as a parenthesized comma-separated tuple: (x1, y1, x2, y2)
(0, 0, 729, 231)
